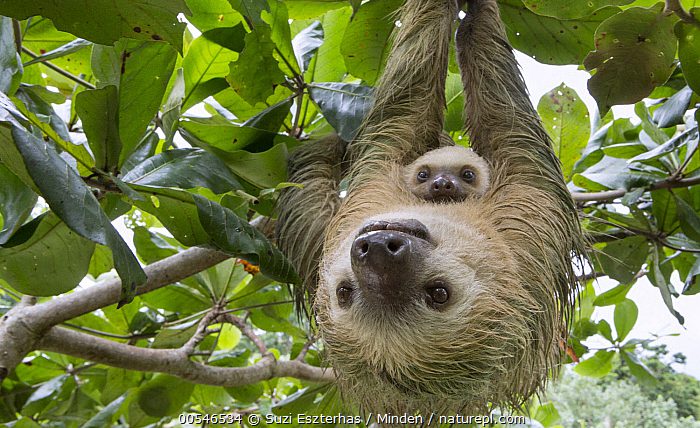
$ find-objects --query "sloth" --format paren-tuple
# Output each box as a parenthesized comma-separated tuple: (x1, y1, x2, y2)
(276, 0, 586, 415)
(403, 145, 490, 202)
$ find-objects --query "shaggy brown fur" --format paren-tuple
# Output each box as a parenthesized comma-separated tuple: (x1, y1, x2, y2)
(276, 0, 586, 415)
(403, 145, 491, 202)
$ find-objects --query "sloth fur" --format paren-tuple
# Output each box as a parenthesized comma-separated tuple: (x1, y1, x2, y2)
(276, 0, 586, 415)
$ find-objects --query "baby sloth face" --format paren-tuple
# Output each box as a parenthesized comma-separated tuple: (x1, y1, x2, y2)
(404, 145, 490, 203)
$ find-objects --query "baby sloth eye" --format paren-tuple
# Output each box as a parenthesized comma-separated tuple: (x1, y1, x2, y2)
(425, 283, 450, 309)
(417, 170, 429, 182)
(461, 169, 476, 183)
(336, 283, 354, 307)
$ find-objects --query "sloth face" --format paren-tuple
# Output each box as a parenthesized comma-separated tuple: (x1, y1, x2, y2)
(316, 204, 536, 401)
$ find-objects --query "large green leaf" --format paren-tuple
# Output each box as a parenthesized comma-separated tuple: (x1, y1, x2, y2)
(500, 0, 618, 65)
(444, 73, 465, 133)
(186, 0, 243, 32)
(574, 350, 615, 378)
(227, 26, 285, 103)
(137, 375, 194, 417)
(653, 86, 693, 128)
(0, 163, 37, 245)
(596, 236, 648, 283)
(122, 148, 242, 193)
(614, 298, 638, 342)
(538, 84, 590, 181)
(307, 6, 351, 83)
(92, 41, 177, 164)
(675, 12, 700, 94)
(675, 195, 700, 242)
(584, 5, 678, 113)
(521, 0, 633, 19)
(0, 16, 22, 95)
(340, 0, 401, 85)
(308, 82, 372, 141)
(0, 212, 94, 296)
(292, 21, 324, 74)
(0, 0, 189, 52)
(182, 26, 244, 111)
(75, 85, 121, 172)
(263, 0, 300, 76)
(194, 195, 299, 284)
(649, 244, 684, 324)
(11, 127, 146, 304)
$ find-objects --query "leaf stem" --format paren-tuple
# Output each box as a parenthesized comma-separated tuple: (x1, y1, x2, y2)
(21, 47, 96, 89)
(664, 0, 699, 25)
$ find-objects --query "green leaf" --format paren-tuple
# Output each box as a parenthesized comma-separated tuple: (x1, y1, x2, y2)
(75, 85, 121, 171)
(194, 194, 299, 283)
(593, 282, 633, 306)
(0, 16, 22, 95)
(292, 21, 324, 74)
(635, 102, 669, 146)
(227, 26, 285, 104)
(308, 82, 372, 141)
(0, 163, 37, 245)
(186, 0, 243, 32)
(182, 30, 242, 111)
(675, 195, 700, 241)
(92, 41, 177, 164)
(598, 319, 614, 342)
(537, 84, 590, 180)
(621, 350, 657, 387)
(0, 213, 94, 295)
(340, 0, 402, 85)
(533, 402, 560, 427)
(308, 6, 351, 83)
(23, 38, 91, 67)
(651, 190, 679, 233)
(0, 0, 189, 52)
(649, 244, 684, 324)
(596, 236, 648, 284)
(12, 128, 146, 305)
(614, 298, 638, 341)
(122, 148, 242, 193)
(676, 13, 700, 94)
(82, 395, 127, 428)
(682, 256, 700, 295)
(574, 350, 615, 378)
(242, 98, 293, 132)
(583, 5, 678, 113)
(522, 0, 633, 19)
(180, 116, 294, 151)
(628, 125, 696, 163)
(444, 73, 465, 133)
(162, 68, 185, 146)
(137, 374, 194, 417)
(653, 86, 693, 128)
(263, 0, 300, 76)
(501, 0, 619, 65)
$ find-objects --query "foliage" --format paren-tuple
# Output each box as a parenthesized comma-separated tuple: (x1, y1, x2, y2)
(0, 0, 699, 425)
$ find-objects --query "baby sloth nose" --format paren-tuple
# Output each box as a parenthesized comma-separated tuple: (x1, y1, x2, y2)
(430, 175, 456, 199)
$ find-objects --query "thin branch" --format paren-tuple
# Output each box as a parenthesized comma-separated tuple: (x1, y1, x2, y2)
(572, 175, 700, 203)
(295, 336, 317, 362)
(21, 47, 96, 89)
(664, 0, 698, 24)
(671, 143, 700, 181)
(222, 314, 267, 354)
(182, 308, 222, 356)
(37, 326, 334, 386)
(12, 19, 21, 53)
(63, 323, 156, 340)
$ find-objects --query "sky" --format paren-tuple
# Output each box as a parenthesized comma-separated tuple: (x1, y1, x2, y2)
(515, 52, 700, 379)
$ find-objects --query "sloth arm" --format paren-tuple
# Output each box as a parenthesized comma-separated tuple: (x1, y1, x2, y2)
(456, 0, 565, 191)
(456, 0, 584, 308)
(275, 135, 345, 302)
(347, 0, 457, 182)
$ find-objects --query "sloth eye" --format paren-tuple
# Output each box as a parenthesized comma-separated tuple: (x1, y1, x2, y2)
(461, 169, 476, 183)
(425, 283, 450, 309)
(417, 170, 429, 182)
(336, 284, 354, 307)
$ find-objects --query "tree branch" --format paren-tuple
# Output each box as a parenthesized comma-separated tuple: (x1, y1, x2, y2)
(37, 326, 334, 386)
(664, 0, 698, 24)
(571, 175, 700, 203)
(0, 247, 229, 380)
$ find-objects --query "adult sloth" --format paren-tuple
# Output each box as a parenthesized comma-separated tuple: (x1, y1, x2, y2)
(277, 0, 586, 414)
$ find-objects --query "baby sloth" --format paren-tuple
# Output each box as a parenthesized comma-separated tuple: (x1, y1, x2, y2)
(404, 145, 490, 202)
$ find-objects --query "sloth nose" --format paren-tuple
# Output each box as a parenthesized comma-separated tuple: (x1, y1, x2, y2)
(430, 175, 456, 198)
(352, 231, 409, 262)
(351, 231, 412, 295)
